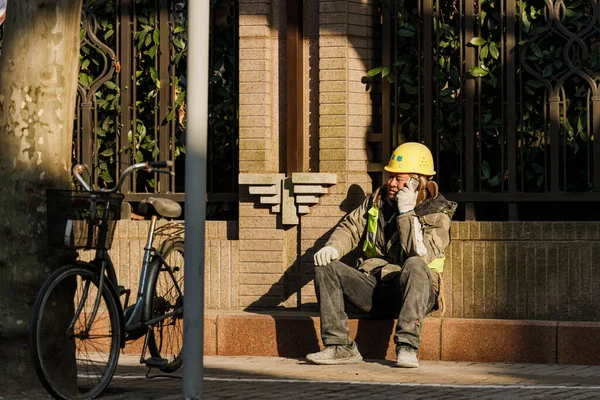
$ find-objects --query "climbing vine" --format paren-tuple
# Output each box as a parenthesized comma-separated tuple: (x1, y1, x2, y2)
(370, 0, 598, 193)
(0, 1, 238, 219)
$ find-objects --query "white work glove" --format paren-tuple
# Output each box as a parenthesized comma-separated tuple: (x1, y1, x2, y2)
(396, 178, 418, 214)
(314, 246, 339, 267)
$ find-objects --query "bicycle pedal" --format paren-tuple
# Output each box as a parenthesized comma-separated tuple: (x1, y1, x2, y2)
(145, 357, 168, 368)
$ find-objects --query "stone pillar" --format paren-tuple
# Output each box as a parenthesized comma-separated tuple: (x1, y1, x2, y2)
(239, 0, 276, 172)
(299, 0, 381, 308)
(238, 0, 288, 308)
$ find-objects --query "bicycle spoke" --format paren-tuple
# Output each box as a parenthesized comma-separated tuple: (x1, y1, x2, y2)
(148, 241, 184, 372)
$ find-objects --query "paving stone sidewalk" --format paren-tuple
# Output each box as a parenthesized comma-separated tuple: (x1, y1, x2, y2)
(100, 355, 600, 399)
(6, 356, 600, 399)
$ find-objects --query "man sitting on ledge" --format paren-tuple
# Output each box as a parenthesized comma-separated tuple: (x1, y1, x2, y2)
(306, 142, 456, 368)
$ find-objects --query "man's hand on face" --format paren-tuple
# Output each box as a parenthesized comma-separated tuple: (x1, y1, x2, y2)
(396, 178, 418, 213)
(314, 246, 339, 267)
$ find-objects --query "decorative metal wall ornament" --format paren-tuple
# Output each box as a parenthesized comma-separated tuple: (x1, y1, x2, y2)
(520, 0, 600, 191)
(76, 4, 117, 182)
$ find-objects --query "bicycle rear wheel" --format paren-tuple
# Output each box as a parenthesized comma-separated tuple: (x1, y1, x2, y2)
(147, 239, 184, 372)
(30, 265, 122, 400)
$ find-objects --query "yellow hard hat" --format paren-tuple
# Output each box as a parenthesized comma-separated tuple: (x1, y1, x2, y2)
(384, 142, 436, 176)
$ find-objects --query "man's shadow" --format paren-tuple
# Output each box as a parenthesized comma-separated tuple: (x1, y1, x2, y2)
(245, 184, 394, 359)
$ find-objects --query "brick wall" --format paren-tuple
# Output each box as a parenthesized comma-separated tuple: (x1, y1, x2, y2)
(91, 219, 600, 322)
(438, 222, 600, 321)
(81, 221, 239, 311)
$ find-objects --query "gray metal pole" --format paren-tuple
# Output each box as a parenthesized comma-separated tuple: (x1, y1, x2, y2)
(183, 0, 209, 398)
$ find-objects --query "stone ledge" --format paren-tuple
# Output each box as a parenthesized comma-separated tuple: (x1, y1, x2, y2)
(557, 322, 600, 365)
(200, 312, 600, 365)
(441, 319, 556, 364)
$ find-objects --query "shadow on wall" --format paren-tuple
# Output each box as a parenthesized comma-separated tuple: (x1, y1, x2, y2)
(245, 184, 367, 311)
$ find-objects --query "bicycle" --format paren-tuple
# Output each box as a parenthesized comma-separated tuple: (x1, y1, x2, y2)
(29, 161, 185, 400)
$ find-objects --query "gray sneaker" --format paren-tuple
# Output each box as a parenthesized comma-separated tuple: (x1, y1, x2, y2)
(395, 344, 419, 368)
(306, 342, 363, 365)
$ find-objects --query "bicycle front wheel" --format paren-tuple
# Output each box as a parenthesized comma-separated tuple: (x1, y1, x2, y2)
(147, 239, 184, 372)
(30, 265, 122, 400)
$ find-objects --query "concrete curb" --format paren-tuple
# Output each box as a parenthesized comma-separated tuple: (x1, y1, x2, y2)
(196, 311, 600, 365)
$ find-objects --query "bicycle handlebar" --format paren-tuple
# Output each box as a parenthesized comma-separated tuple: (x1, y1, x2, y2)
(73, 161, 174, 193)
(148, 161, 173, 168)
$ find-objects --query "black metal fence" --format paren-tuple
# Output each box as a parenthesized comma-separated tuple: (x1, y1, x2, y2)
(73, 0, 238, 218)
(371, 0, 600, 220)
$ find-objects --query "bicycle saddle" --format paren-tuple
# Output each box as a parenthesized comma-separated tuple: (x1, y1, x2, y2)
(138, 197, 182, 218)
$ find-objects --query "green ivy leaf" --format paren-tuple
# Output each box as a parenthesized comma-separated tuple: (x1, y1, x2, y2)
(137, 123, 147, 139)
(398, 28, 415, 37)
(135, 151, 144, 163)
(521, 9, 531, 33)
(489, 42, 499, 59)
(100, 169, 114, 183)
(382, 67, 391, 78)
(148, 46, 157, 58)
(166, 110, 175, 122)
(153, 28, 160, 46)
(531, 43, 543, 59)
(469, 37, 487, 46)
(480, 44, 489, 60)
(481, 160, 491, 179)
(469, 66, 489, 77)
(542, 65, 553, 77)
(150, 67, 158, 82)
(580, 128, 589, 142)
(489, 174, 502, 186)
(100, 148, 114, 157)
(367, 67, 383, 77)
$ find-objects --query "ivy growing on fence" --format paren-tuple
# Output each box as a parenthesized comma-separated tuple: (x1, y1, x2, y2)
(370, 0, 599, 194)
(0, 0, 238, 211)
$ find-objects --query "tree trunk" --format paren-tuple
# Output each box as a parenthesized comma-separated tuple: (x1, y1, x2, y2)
(0, 0, 83, 392)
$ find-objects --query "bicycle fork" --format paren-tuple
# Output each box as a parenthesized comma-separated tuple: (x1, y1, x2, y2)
(68, 261, 110, 339)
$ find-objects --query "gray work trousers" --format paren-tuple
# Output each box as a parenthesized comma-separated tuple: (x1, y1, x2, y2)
(314, 256, 438, 349)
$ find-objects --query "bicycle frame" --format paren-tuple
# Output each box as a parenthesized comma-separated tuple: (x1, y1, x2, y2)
(122, 216, 184, 334)
(70, 216, 183, 349)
